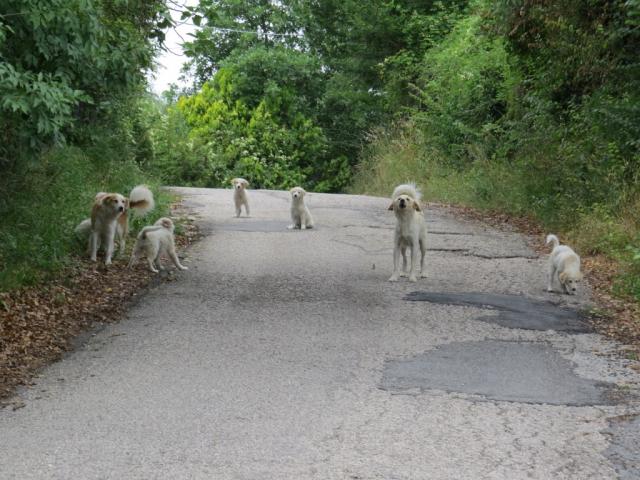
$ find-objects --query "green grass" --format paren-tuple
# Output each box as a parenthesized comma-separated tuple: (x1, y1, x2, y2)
(0, 146, 172, 292)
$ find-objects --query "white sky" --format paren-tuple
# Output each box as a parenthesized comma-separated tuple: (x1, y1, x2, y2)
(148, 0, 198, 95)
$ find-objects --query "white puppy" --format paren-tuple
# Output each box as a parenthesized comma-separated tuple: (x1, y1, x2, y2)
(231, 178, 250, 217)
(76, 185, 154, 265)
(128, 217, 188, 273)
(546, 234, 583, 295)
(388, 183, 427, 282)
(288, 187, 314, 230)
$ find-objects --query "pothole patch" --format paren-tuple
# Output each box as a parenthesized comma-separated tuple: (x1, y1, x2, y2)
(381, 340, 617, 406)
(405, 291, 590, 333)
(215, 220, 295, 232)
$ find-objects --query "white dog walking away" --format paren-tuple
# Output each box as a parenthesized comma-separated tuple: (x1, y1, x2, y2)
(288, 187, 314, 230)
(546, 234, 583, 294)
(231, 178, 250, 217)
(388, 183, 427, 282)
(128, 217, 188, 273)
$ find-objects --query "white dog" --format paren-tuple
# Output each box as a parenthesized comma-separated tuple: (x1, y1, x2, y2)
(128, 217, 188, 273)
(546, 234, 583, 295)
(288, 187, 314, 230)
(75, 185, 154, 265)
(388, 183, 427, 282)
(231, 178, 250, 217)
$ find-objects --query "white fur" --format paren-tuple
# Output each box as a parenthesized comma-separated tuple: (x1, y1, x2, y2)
(546, 234, 583, 295)
(388, 183, 427, 282)
(288, 187, 314, 230)
(128, 217, 188, 273)
(231, 178, 250, 217)
(76, 185, 154, 265)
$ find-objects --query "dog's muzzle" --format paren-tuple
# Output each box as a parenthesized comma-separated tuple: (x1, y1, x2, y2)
(399, 199, 406, 209)
(118, 206, 124, 212)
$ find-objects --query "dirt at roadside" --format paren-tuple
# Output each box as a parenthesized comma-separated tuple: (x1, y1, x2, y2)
(0, 204, 201, 403)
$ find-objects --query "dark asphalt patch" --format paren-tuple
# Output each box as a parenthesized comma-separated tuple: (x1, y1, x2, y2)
(604, 414, 640, 480)
(405, 291, 590, 333)
(215, 220, 295, 232)
(381, 340, 617, 406)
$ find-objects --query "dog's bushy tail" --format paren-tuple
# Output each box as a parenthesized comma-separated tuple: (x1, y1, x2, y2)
(129, 185, 155, 216)
(546, 234, 560, 249)
(74, 218, 92, 238)
(391, 183, 422, 201)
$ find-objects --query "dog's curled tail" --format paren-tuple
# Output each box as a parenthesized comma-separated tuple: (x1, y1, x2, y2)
(391, 183, 422, 201)
(138, 225, 163, 240)
(545, 234, 560, 249)
(129, 185, 155, 217)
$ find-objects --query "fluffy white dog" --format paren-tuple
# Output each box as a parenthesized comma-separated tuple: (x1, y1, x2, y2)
(288, 187, 314, 230)
(546, 234, 583, 295)
(388, 183, 427, 282)
(75, 185, 154, 265)
(231, 177, 250, 217)
(128, 217, 188, 273)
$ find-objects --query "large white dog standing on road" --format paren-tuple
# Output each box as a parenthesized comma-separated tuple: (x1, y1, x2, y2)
(388, 183, 427, 282)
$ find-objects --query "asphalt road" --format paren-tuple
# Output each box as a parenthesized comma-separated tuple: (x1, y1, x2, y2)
(1, 187, 639, 479)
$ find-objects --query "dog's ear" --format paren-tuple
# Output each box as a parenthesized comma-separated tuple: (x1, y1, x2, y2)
(559, 272, 567, 283)
(577, 271, 584, 280)
(242, 179, 249, 187)
(413, 200, 422, 212)
(124, 198, 130, 209)
(387, 202, 394, 211)
(231, 178, 237, 185)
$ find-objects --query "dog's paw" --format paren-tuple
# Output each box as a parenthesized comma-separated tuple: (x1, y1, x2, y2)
(388, 275, 399, 282)
(301, 225, 307, 230)
(400, 272, 408, 277)
(179, 266, 189, 271)
(409, 275, 418, 282)
(287, 224, 295, 230)
(420, 272, 428, 278)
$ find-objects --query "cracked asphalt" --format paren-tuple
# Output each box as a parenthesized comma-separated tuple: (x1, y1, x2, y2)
(1, 187, 639, 479)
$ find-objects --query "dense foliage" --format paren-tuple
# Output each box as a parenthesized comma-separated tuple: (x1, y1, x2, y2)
(0, 0, 171, 289)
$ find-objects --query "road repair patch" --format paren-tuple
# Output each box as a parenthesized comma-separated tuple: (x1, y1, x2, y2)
(216, 219, 295, 232)
(405, 291, 590, 332)
(381, 340, 617, 406)
(604, 414, 640, 480)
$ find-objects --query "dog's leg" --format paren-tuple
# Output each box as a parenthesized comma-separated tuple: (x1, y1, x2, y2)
(245, 201, 250, 217)
(389, 243, 401, 282)
(89, 231, 99, 262)
(127, 251, 138, 269)
(235, 206, 241, 218)
(146, 255, 159, 273)
(420, 237, 427, 278)
(547, 264, 556, 292)
(408, 239, 418, 282)
(104, 224, 116, 265)
(400, 246, 408, 277)
(168, 246, 188, 271)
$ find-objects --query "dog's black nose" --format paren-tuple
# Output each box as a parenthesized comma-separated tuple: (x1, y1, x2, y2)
(118, 206, 124, 212)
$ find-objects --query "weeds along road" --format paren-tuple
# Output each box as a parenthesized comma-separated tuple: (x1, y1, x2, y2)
(1, 187, 638, 479)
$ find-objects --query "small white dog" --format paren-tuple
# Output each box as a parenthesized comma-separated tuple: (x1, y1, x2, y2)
(388, 183, 427, 282)
(288, 187, 314, 230)
(546, 234, 583, 295)
(128, 217, 188, 273)
(76, 185, 154, 265)
(231, 178, 250, 217)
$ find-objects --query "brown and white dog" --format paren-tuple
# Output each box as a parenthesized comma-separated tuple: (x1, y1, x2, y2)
(128, 217, 187, 273)
(388, 183, 427, 282)
(75, 185, 154, 265)
(231, 178, 250, 217)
